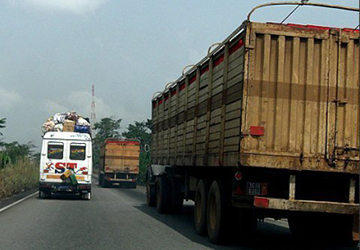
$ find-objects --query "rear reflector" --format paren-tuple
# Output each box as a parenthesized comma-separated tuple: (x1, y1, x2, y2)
(43, 170, 49, 173)
(234, 172, 242, 180)
(233, 184, 244, 196)
(250, 126, 264, 136)
(83, 171, 88, 175)
(254, 197, 269, 208)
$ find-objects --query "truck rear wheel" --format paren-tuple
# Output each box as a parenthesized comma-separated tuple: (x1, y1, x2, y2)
(172, 178, 184, 213)
(99, 174, 105, 187)
(146, 169, 156, 206)
(146, 183, 156, 206)
(194, 179, 208, 235)
(156, 176, 172, 214)
(206, 180, 229, 243)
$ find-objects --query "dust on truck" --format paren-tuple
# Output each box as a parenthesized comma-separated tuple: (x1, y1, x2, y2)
(98, 139, 140, 188)
(146, 2, 360, 245)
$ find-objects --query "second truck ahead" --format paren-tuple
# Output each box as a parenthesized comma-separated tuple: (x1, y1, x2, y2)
(147, 2, 359, 246)
(98, 139, 140, 188)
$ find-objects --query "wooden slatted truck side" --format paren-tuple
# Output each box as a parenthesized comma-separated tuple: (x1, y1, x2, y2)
(146, 2, 359, 246)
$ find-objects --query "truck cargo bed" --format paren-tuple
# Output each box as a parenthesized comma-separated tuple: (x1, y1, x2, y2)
(151, 21, 359, 174)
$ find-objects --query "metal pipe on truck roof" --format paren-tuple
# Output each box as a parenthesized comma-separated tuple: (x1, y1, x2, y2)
(247, 1, 359, 21)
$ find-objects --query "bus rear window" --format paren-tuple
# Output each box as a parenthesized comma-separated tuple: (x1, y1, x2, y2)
(48, 143, 64, 159)
(70, 144, 86, 160)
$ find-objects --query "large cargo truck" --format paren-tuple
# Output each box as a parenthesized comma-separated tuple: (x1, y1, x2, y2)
(146, 2, 359, 245)
(98, 139, 140, 188)
(39, 132, 92, 200)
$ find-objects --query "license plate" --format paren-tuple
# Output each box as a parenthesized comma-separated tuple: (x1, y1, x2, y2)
(54, 185, 72, 191)
(246, 182, 267, 195)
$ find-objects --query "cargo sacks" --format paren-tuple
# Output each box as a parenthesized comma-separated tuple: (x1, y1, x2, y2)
(41, 111, 91, 136)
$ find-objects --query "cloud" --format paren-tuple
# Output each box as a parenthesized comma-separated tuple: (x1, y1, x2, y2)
(67, 91, 113, 119)
(66, 91, 144, 129)
(41, 90, 113, 120)
(11, 0, 108, 14)
(0, 87, 22, 111)
(42, 100, 69, 117)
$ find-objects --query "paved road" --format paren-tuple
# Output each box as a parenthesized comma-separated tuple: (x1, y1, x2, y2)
(0, 179, 357, 250)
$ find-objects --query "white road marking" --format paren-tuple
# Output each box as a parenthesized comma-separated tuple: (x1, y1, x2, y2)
(0, 192, 39, 213)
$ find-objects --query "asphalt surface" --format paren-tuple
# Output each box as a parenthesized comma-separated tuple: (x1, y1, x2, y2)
(0, 179, 358, 250)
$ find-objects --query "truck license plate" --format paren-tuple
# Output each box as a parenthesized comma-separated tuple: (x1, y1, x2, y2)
(246, 182, 267, 195)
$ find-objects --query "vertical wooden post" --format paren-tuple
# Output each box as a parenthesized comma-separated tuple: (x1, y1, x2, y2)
(219, 44, 230, 164)
(204, 60, 214, 166)
(192, 68, 201, 165)
(349, 178, 356, 203)
(289, 174, 296, 200)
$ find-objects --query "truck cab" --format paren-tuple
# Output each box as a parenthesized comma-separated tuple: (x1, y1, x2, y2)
(39, 132, 92, 200)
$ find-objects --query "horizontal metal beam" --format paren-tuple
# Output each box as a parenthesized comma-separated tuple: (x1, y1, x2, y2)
(253, 196, 359, 215)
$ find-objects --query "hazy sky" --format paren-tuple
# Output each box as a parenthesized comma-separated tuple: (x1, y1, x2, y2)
(0, 0, 358, 149)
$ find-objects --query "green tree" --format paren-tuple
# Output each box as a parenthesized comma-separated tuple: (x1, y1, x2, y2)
(0, 141, 37, 168)
(92, 117, 122, 169)
(122, 119, 151, 185)
(1, 141, 35, 163)
(122, 119, 151, 151)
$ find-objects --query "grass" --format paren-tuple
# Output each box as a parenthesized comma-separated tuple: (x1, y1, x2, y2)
(0, 158, 39, 199)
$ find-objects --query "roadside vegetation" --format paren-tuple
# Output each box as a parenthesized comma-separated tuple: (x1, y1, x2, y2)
(0, 115, 152, 198)
(0, 118, 39, 198)
(92, 117, 151, 185)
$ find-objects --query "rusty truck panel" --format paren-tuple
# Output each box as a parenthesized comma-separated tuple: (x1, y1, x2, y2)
(241, 22, 359, 173)
(151, 21, 359, 174)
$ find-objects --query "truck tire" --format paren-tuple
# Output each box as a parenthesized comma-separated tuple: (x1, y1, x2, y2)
(156, 176, 172, 214)
(146, 183, 156, 206)
(206, 180, 230, 243)
(102, 179, 108, 188)
(146, 169, 156, 206)
(172, 178, 184, 213)
(99, 174, 104, 187)
(194, 179, 208, 235)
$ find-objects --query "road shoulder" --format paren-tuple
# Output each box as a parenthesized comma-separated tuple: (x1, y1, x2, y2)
(0, 188, 38, 211)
